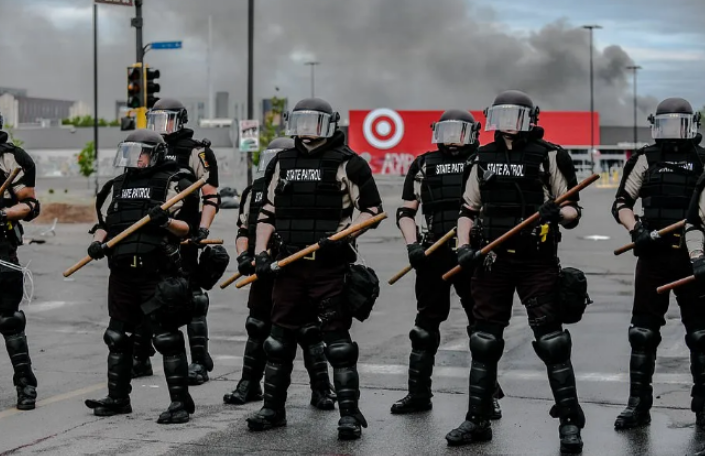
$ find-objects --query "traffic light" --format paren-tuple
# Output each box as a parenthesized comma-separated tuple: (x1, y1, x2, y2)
(127, 64, 143, 109)
(144, 67, 160, 109)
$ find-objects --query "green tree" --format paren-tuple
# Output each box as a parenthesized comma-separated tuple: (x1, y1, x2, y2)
(4, 124, 24, 149)
(61, 116, 121, 127)
(76, 140, 96, 178)
(254, 96, 288, 166)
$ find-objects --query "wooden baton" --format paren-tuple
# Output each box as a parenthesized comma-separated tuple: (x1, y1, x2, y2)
(220, 249, 270, 290)
(657, 275, 695, 294)
(181, 239, 224, 245)
(62, 177, 207, 277)
(442, 173, 600, 281)
(0, 168, 21, 198)
(613, 220, 686, 256)
(388, 228, 457, 285)
(233, 212, 387, 289)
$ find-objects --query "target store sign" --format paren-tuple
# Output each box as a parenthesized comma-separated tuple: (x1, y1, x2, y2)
(349, 109, 598, 175)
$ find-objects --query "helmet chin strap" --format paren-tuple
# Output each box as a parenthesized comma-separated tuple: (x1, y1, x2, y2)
(298, 137, 327, 152)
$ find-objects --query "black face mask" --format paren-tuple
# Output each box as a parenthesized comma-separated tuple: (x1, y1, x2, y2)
(439, 144, 476, 157)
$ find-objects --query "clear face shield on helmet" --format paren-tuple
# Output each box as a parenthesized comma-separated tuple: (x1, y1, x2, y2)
(146, 110, 181, 135)
(113, 142, 159, 169)
(432, 120, 478, 145)
(484, 104, 533, 132)
(284, 110, 336, 138)
(650, 113, 699, 140)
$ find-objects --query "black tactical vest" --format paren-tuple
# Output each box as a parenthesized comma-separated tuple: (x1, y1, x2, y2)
(105, 167, 182, 266)
(477, 140, 551, 252)
(247, 176, 267, 254)
(274, 148, 350, 249)
(420, 151, 467, 237)
(639, 143, 705, 237)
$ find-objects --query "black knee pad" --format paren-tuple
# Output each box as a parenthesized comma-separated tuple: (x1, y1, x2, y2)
(686, 329, 705, 352)
(409, 325, 440, 352)
(326, 340, 359, 368)
(296, 322, 322, 347)
(245, 316, 269, 340)
(533, 329, 572, 364)
(153, 330, 185, 355)
(469, 330, 505, 364)
(263, 325, 297, 363)
(103, 327, 131, 352)
(0, 311, 25, 336)
(191, 289, 209, 317)
(629, 326, 661, 352)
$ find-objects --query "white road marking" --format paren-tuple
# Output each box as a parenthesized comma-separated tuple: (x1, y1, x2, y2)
(24, 301, 80, 312)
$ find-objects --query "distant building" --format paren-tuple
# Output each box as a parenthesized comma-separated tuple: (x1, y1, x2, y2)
(0, 87, 27, 98)
(69, 101, 92, 119)
(215, 92, 229, 118)
(0, 91, 86, 127)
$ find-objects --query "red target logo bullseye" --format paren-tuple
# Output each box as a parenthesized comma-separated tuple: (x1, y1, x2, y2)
(363, 108, 404, 150)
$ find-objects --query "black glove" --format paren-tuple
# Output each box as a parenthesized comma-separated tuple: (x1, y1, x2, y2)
(255, 251, 276, 277)
(318, 234, 349, 255)
(407, 243, 428, 269)
(457, 244, 485, 270)
(87, 241, 109, 260)
(147, 206, 170, 228)
(237, 251, 255, 276)
(693, 257, 705, 284)
(191, 227, 210, 245)
(538, 199, 562, 225)
(630, 222, 656, 257)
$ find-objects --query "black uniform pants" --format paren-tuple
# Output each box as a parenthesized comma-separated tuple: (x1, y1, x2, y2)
(248, 274, 276, 322)
(415, 245, 474, 327)
(632, 249, 705, 331)
(471, 254, 560, 331)
(108, 269, 161, 327)
(271, 259, 351, 332)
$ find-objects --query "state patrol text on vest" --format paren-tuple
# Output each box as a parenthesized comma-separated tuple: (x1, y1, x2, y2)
(285, 169, 322, 181)
(486, 163, 525, 177)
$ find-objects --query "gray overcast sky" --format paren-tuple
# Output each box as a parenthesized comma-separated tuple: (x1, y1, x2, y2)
(0, 0, 702, 125)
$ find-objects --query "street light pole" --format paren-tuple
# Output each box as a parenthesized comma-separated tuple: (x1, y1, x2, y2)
(305, 61, 320, 98)
(93, 2, 99, 196)
(246, 0, 254, 187)
(582, 24, 602, 171)
(626, 65, 642, 148)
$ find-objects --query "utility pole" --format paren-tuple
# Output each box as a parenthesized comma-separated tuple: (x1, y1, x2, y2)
(131, 0, 146, 128)
(582, 24, 602, 172)
(305, 61, 320, 98)
(626, 65, 642, 148)
(246, 0, 254, 186)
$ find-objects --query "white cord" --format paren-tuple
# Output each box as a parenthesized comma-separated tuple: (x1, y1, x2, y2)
(0, 259, 35, 305)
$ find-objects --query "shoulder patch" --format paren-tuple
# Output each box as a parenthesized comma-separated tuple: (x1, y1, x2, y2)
(198, 150, 210, 169)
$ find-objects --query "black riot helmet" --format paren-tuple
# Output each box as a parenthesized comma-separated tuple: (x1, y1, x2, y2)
(484, 90, 539, 133)
(283, 97, 340, 139)
(258, 137, 294, 173)
(113, 129, 168, 169)
(431, 109, 480, 156)
(0, 111, 3, 130)
(648, 97, 701, 140)
(147, 98, 188, 135)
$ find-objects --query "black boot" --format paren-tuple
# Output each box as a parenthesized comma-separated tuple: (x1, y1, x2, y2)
(325, 339, 368, 440)
(391, 326, 438, 414)
(247, 326, 296, 431)
(5, 331, 38, 411)
(303, 341, 336, 410)
(446, 327, 502, 446)
(615, 326, 660, 430)
(131, 320, 155, 378)
(686, 329, 705, 430)
(491, 382, 504, 420)
(187, 315, 214, 386)
(157, 352, 194, 424)
(85, 350, 133, 416)
(534, 330, 585, 454)
(224, 334, 266, 404)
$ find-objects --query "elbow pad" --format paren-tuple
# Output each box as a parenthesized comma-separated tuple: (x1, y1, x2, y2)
(20, 197, 40, 222)
(459, 205, 478, 220)
(237, 227, 249, 239)
(562, 204, 582, 230)
(611, 197, 633, 224)
(396, 206, 417, 228)
(202, 193, 221, 213)
(258, 208, 275, 226)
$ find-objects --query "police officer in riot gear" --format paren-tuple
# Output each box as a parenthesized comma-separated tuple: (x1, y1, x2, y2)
(85, 129, 200, 423)
(613, 97, 705, 430)
(246, 98, 383, 440)
(223, 137, 336, 410)
(0, 111, 41, 410)
(392, 109, 504, 417)
(140, 98, 222, 386)
(447, 90, 584, 452)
